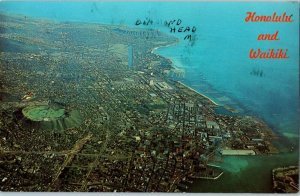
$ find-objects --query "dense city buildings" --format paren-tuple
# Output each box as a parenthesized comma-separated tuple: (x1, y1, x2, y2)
(0, 13, 289, 192)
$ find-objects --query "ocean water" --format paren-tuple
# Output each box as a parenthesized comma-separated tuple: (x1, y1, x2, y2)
(0, 2, 299, 192)
(1, 2, 298, 134)
(153, 3, 299, 137)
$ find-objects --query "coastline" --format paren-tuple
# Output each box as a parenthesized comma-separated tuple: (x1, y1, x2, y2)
(151, 40, 186, 71)
(150, 41, 298, 192)
(151, 40, 179, 55)
(152, 42, 219, 107)
(176, 81, 219, 106)
(1, 10, 298, 193)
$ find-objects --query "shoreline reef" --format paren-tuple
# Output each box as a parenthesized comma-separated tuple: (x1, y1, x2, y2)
(176, 81, 219, 106)
(151, 42, 220, 107)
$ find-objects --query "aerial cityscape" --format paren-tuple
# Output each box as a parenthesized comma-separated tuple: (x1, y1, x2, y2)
(0, 2, 299, 193)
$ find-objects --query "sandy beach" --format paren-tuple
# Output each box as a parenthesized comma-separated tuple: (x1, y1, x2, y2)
(151, 41, 219, 107)
(151, 37, 179, 53)
(177, 81, 219, 106)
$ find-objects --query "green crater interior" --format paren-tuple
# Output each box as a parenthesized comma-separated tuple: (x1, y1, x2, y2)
(22, 105, 65, 122)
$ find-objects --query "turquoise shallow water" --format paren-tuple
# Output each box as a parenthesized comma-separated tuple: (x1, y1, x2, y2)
(153, 6, 299, 189)
(0, 2, 299, 192)
(155, 36, 299, 135)
(189, 149, 299, 193)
